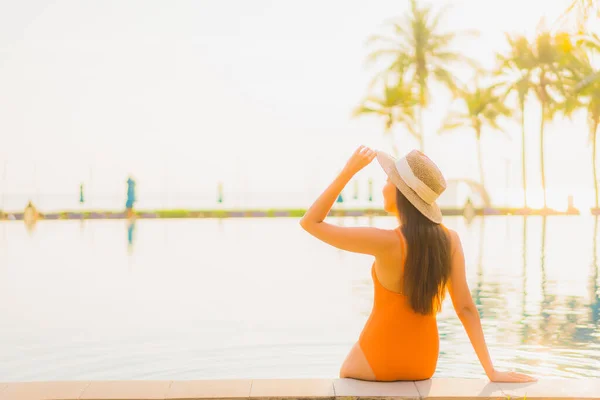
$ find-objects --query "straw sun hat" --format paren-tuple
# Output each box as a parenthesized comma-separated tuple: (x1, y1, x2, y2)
(376, 150, 447, 224)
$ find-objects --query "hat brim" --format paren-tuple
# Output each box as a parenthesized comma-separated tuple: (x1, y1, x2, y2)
(376, 151, 443, 224)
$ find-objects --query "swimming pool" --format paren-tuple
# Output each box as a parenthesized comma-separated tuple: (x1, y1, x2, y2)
(0, 216, 598, 381)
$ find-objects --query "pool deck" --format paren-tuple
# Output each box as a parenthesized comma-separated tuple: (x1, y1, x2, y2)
(1, 378, 599, 400)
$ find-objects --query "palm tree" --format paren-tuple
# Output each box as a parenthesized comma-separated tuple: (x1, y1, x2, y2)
(365, 0, 477, 151)
(581, 62, 600, 212)
(530, 31, 573, 208)
(496, 35, 536, 208)
(567, 51, 600, 208)
(439, 80, 511, 189)
(353, 79, 418, 157)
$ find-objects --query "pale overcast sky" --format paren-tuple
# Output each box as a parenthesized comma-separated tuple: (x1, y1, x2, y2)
(0, 0, 593, 210)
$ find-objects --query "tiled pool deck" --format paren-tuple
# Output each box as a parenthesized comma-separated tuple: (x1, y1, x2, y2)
(1, 378, 599, 400)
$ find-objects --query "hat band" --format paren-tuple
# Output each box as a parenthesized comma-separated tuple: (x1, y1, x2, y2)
(395, 157, 439, 205)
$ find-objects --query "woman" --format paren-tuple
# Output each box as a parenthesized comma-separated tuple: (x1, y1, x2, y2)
(300, 146, 536, 383)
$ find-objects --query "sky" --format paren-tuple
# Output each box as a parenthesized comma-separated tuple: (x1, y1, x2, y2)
(0, 0, 595, 211)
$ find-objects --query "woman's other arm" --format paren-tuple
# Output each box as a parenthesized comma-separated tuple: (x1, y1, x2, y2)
(447, 230, 536, 383)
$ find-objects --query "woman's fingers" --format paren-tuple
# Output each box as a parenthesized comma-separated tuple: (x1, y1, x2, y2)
(347, 146, 376, 172)
(345, 146, 375, 174)
(510, 372, 537, 382)
(489, 370, 537, 383)
(358, 146, 374, 156)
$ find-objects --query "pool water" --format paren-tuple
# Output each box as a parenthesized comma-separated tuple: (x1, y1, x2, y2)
(0, 216, 598, 381)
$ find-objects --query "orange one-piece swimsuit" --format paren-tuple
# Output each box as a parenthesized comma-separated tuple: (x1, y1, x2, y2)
(358, 228, 439, 381)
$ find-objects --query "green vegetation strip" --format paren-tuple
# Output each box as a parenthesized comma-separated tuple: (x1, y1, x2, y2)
(0, 207, 583, 220)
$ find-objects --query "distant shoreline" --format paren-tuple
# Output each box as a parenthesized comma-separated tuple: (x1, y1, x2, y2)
(0, 207, 584, 220)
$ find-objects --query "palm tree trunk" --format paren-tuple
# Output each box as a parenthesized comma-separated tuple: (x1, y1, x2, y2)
(477, 131, 485, 189)
(593, 121, 599, 209)
(521, 102, 528, 208)
(540, 103, 547, 209)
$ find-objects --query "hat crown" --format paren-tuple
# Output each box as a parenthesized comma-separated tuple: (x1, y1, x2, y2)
(403, 150, 446, 195)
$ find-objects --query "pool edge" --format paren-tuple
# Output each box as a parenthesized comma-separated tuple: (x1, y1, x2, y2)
(0, 378, 599, 400)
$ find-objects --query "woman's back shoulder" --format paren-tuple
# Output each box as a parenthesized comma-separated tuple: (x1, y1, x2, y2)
(440, 225, 463, 258)
(366, 227, 404, 249)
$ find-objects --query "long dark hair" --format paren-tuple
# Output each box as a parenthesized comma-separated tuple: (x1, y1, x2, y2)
(396, 189, 451, 315)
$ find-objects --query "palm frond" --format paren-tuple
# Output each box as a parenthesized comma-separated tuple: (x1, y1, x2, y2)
(435, 51, 481, 72)
(432, 67, 459, 95)
(438, 117, 468, 134)
(353, 78, 419, 140)
(576, 70, 600, 92)
(352, 105, 383, 117)
(365, 34, 405, 49)
(427, 32, 458, 51)
(427, 2, 452, 33)
(365, 48, 403, 66)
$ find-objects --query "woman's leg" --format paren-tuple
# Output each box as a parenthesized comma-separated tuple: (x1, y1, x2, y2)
(339, 342, 376, 381)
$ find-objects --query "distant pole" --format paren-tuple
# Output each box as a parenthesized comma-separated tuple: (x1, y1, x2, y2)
(163, 159, 168, 209)
(217, 181, 223, 204)
(89, 166, 93, 209)
(368, 178, 373, 202)
(1, 161, 6, 210)
(353, 180, 359, 200)
(80, 183, 85, 205)
(79, 182, 85, 220)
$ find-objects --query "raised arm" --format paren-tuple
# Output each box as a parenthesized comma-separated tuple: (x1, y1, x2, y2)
(447, 230, 536, 383)
(300, 146, 397, 256)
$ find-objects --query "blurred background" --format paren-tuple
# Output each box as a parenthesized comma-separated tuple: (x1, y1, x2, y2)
(0, 0, 598, 212)
(1, 0, 599, 382)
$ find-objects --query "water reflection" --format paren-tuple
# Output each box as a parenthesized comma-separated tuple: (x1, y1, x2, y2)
(127, 219, 136, 252)
(518, 217, 600, 377)
(472, 218, 484, 312)
(24, 218, 36, 235)
(590, 217, 600, 325)
(539, 216, 554, 345)
(471, 217, 504, 321)
(520, 216, 530, 345)
(574, 217, 600, 343)
(1, 216, 599, 380)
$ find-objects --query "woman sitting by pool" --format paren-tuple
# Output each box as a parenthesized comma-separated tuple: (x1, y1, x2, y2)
(300, 146, 536, 383)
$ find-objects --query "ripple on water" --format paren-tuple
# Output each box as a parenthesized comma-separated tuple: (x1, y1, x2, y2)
(0, 216, 598, 380)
